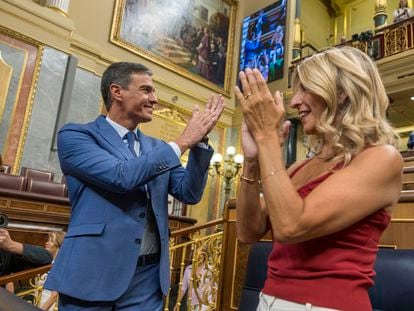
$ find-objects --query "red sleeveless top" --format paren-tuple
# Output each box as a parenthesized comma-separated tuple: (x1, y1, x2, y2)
(262, 159, 390, 311)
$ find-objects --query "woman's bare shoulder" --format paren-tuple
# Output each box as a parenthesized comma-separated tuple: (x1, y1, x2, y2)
(353, 144, 403, 172)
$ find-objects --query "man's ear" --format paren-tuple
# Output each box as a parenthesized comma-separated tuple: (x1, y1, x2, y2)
(109, 84, 123, 102)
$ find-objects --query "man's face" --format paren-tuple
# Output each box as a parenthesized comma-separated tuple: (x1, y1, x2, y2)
(120, 73, 157, 123)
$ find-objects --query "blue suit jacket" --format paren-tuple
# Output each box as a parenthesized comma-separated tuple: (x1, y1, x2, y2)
(45, 115, 213, 301)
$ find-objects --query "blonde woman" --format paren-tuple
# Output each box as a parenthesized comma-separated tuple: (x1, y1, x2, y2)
(39, 231, 65, 311)
(235, 47, 402, 310)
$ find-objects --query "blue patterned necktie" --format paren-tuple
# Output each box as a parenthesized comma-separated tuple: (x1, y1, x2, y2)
(125, 131, 137, 157)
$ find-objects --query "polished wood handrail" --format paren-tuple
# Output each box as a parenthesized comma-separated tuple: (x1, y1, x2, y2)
(403, 166, 414, 173)
(399, 190, 414, 202)
(171, 218, 223, 236)
(170, 199, 236, 236)
(0, 264, 51, 286)
(0, 187, 69, 205)
(404, 156, 414, 162)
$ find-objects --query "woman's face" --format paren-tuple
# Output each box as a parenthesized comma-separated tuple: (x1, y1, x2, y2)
(400, 0, 408, 8)
(290, 84, 326, 135)
(45, 238, 58, 256)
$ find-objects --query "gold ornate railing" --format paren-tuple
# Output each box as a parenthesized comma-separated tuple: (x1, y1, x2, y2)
(166, 218, 224, 311)
(0, 264, 53, 308)
(288, 16, 414, 87)
(0, 219, 228, 311)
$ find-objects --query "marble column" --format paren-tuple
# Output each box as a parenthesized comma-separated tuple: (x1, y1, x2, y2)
(45, 0, 70, 16)
(374, 0, 387, 29)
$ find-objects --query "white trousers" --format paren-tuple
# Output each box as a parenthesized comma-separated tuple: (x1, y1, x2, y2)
(257, 293, 339, 311)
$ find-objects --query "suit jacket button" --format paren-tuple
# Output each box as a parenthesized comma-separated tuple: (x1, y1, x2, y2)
(135, 238, 141, 244)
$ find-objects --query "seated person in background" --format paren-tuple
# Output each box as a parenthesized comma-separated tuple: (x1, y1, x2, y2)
(0, 154, 4, 173)
(0, 228, 52, 277)
(174, 253, 213, 311)
(393, 0, 413, 23)
(407, 131, 414, 150)
(38, 231, 65, 311)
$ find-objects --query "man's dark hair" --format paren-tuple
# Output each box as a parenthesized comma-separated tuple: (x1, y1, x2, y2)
(101, 62, 153, 111)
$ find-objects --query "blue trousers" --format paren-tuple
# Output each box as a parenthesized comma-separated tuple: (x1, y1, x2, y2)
(58, 263, 163, 311)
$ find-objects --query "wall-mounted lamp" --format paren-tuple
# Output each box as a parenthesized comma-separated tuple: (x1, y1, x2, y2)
(209, 146, 244, 215)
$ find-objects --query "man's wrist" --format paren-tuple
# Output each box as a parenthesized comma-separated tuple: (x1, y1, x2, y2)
(200, 135, 209, 145)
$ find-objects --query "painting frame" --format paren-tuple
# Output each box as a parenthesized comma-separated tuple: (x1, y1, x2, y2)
(0, 26, 43, 174)
(110, 0, 237, 97)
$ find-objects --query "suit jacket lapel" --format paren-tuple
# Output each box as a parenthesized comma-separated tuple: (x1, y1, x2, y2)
(95, 115, 134, 160)
(136, 129, 151, 156)
(136, 129, 155, 195)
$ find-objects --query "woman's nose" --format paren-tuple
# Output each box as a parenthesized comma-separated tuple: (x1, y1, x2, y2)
(290, 93, 302, 108)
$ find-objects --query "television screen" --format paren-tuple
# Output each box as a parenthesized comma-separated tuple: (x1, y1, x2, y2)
(239, 0, 287, 83)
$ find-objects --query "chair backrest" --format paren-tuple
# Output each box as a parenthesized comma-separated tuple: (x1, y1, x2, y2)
(0, 173, 26, 191)
(240, 243, 414, 311)
(369, 249, 414, 311)
(0, 164, 11, 174)
(25, 178, 67, 197)
(20, 167, 54, 182)
(238, 241, 272, 311)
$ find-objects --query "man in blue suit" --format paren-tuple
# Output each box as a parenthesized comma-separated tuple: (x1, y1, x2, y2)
(45, 62, 224, 310)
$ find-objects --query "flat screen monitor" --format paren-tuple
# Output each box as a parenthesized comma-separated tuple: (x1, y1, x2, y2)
(239, 0, 287, 83)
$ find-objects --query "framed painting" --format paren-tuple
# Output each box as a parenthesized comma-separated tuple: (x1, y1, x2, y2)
(110, 0, 237, 96)
(0, 26, 43, 174)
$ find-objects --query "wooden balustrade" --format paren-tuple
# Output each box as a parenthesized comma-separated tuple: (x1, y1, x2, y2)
(167, 216, 224, 310)
(380, 190, 414, 249)
(403, 157, 414, 167)
(0, 264, 51, 286)
(0, 264, 52, 309)
(288, 16, 414, 88)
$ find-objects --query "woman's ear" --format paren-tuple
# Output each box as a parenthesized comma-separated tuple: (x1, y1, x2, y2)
(338, 91, 348, 105)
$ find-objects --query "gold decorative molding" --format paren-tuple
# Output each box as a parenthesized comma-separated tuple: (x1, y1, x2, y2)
(384, 26, 408, 56)
(0, 51, 13, 124)
(0, 25, 44, 49)
(154, 107, 187, 125)
(375, 0, 387, 13)
(14, 46, 44, 175)
(1, 41, 28, 170)
(157, 97, 227, 130)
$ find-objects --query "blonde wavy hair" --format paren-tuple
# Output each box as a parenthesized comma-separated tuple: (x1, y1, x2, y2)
(292, 46, 399, 165)
(48, 231, 65, 249)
